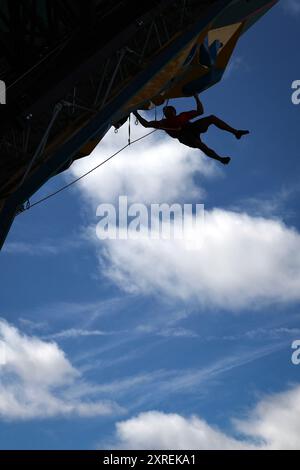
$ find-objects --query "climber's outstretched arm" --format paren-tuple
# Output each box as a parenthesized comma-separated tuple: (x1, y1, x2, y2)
(133, 111, 161, 129)
(133, 111, 181, 132)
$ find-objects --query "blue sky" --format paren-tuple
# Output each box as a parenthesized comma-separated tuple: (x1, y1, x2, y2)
(1, 1, 300, 450)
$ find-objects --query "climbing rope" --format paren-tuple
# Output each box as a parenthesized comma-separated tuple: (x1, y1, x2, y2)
(18, 127, 158, 213)
(128, 112, 131, 145)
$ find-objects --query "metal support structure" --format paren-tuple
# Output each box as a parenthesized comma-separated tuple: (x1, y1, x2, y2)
(0, 0, 234, 249)
(93, 58, 111, 105)
(100, 49, 127, 107)
(1, 0, 191, 205)
(18, 103, 63, 189)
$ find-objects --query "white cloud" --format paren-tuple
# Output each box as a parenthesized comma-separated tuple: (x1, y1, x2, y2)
(136, 325, 198, 338)
(113, 411, 247, 450)
(78, 343, 281, 410)
(230, 185, 300, 220)
(94, 209, 300, 310)
(234, 384, 300, 450)
(109, 384, 300, 450)
(3, 237, 83, 256)
(0, 320, 120, 420)
(70, 122, 218, 206)
(18, 317, 48, 332)
(45, 328, 112, 340)
(128, 343, 284, 409)
(3, 241, 59, 255)
(69, 113, 300, 311)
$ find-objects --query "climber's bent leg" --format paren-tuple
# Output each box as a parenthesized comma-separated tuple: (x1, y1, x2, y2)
(201, 115, 237, 135)
(189, 115, 249, 139)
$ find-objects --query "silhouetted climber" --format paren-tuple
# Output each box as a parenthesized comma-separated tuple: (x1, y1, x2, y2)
(133, 95, 249, 165)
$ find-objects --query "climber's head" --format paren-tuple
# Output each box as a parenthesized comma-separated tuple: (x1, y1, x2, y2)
(163, 106, 176, 118)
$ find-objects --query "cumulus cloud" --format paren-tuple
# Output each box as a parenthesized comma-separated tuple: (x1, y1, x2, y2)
(235, 385, 300, 450)
(94, 209, 300, 310)
(113, 411, 247, 450)
(69, 114, 300, 311)
(0, 320, 120, 420)
(70, 122, 218, 206)
(109, 384, 300, 449)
